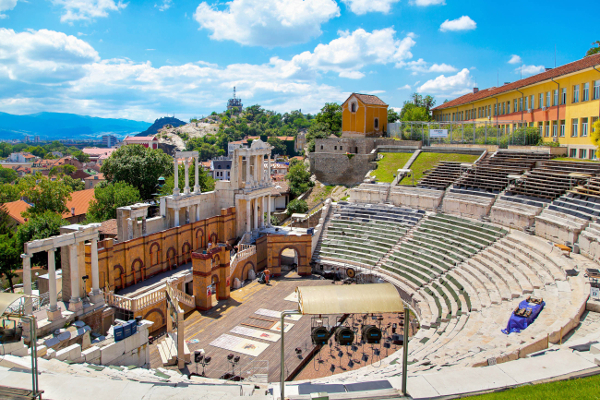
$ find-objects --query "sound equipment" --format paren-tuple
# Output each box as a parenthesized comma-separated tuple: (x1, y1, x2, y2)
(346, 268, 356, 279)
(361, 325, 382, 344)
(311, 326, 329, 345)
(335, 326, 355, 346)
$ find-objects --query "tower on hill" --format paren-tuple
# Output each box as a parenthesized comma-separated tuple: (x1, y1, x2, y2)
(227, 86, 243, 114)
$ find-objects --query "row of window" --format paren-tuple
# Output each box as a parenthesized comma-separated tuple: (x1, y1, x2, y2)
(537, 116, 599, 138)
(569, 148, 597, 160)
(436, 80, 600, 122)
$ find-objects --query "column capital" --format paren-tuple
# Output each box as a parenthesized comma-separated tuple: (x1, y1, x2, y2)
(21, 253, 31, 259)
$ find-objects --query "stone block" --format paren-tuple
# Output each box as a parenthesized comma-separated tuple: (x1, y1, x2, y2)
(82, 346, 101, 362)
(591, 344, 600, 355)
(45, 348, 56, 359)
(100, 339, 125, 364)
(11, 345, 29, 357)
(56, 343, 81, 361)
(0, 338, 27, 355)
(123, 331, 141, 354)
(36, 345, 47, 358)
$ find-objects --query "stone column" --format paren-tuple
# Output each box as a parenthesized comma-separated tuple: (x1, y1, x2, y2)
(186, 206, 190, 224)
(255, 154, 260, 184)
(261, 196, 266, 228)
(89, 239, 103, 304)
(194, 157, 200, 193)
(246, 199, 251, 233)
(142, 217, 147, 236)
(184, 159, 190, 195)
(268, 154, 272, 181)
(127, 218, 133, 240)
(195, 204, 200, 222)
(245, 154, 250, 185)
(173, 158, 180, 196)
(21, 254, 32, 315)
(174, 207, 180, 227)
(46, 249, 61, 320)
(268, 195, 272, 226)
(254, 197, 259, 231)
(68, 244, 83, 312)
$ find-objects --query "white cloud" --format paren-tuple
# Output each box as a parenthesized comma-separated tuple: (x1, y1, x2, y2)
(398, 58, 457, 74)
(409, 0, 445, 5)
(417, 68, 475, 95)
(0, 0, 18, 18)
(439, 16, 476, 32)
(508, 54, 522, 64)
(341, 0, 400, 15)
(51, 0, 127, 23)
(516, 64, 545, 76)
(194, 0, 340, 47)
(398, 84, 411, 90)
(155, 0, 172, 11)
(280, 28, 416, 79)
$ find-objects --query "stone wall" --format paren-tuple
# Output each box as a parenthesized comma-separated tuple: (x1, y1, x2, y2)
(310, 153, 377, 186)
(314, 138, 420, 154)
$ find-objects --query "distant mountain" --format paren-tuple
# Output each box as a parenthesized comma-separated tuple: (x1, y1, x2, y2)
(136, 117, 186, 137)
(0, 112, 151, 140)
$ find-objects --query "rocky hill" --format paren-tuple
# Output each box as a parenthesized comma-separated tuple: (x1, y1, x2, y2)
(155, 122, 219, 150)
(136, 116, 186, 137)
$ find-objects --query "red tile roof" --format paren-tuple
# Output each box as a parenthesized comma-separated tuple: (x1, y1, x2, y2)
(84, 173, 105, 181)
(433, 53, 600, 111)
(124, 136, 157, 142)
(271, 180, 289, 196)
(63, 188, 95, 219)
(99, 219, 118, 236)
(2, 200, 30, 225)
(277, 136, 295, 141)
(70, 170, 91, 180)
(345, 93, 388, 106)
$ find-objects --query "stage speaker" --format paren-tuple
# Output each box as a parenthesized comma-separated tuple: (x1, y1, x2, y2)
(311, 326, 329, 346)
(361, 325, 382, 344)
(335, 326, 355, 346)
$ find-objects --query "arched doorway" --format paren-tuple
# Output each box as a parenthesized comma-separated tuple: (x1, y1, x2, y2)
(194, 228, 204, 250)
(182, 242, 192, 264)
(241, 261, 256, 281)
(279, 246, 299, 272)
(131, 258, 145, 284)
(113, 264, 124, 290)
(166, 247, 177, 270)
(149, 242, 161, 270)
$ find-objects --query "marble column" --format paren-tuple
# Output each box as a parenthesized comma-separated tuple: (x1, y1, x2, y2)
(21, 254, 32, 315)
(246, 199, 251, 233)
(194, 157, 200, 193)
(195, 204, 200, 222)
(47, 249, 61, 320)
(245, 155, 250, 185)
(184, 159, 190, 195)
(268, 195, 272, 226)
(127, 218, 133, 240)
(174, 207, 180, 227)
(254, 197, 259, 231)
(255, 154, 260, 184)
(68, 244, 83, 312)
(268, 154, 272, 180)
(186, 206, 190, 224)
(173, 158, 180, 196)
(90, 239, 101, 302)
(261, 196, 266, 228)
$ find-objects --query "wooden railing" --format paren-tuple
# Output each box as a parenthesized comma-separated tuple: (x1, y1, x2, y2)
(230, 245, 257, 279)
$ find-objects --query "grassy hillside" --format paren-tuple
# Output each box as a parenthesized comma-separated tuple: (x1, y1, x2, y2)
(399, 152, 479, 185)
(468, 374, 600, 399)
(372, 152, 413, 183)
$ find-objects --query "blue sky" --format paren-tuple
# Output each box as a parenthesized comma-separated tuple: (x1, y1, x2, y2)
(0, 0, 597, 122)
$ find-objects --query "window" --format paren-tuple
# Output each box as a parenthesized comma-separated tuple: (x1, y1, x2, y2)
(553, 90, 558, 106)
(594, 80, 600, 100)
(573, 85, 579, 103)
(494, 104, 497, 116)
(334, 146, 337, 150)
(593, 150, 598, 160)
(570, 149, 577, 158)
(552, 122, 558, 137)
(524, 97, 529, 111)
(539, 93, 543, 108)
(561, 88, 567, 105)
(583, 82, 590, 102)
(351, 102, 357, 112)
(518, 97, 523, 112)
(340, 146, 343, 151)
(502, 103, 505, 115)
(546, 92, 551, 108)
(488, 105, 492, 117)
(374, 118, 379, 129)
(530, 95, 535, 109)
(580, 149, 587, 159)
(544, 122, 550, 138)
(572, 118, 578, 137)
(560, 120, 565, 137)
(514, 100, 518, 113)
(320, 145, 323, 150)
(582, 117, 588, 137)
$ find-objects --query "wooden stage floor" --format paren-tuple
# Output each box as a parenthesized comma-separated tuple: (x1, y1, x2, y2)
(148, 271, 335, 382)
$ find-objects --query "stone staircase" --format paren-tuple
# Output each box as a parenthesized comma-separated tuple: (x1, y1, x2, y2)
(311, 203, 337, 262)
(376, 213, 428, 269)
(157, 333, 191, 366)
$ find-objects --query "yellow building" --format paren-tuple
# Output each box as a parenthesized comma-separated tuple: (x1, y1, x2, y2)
(432, 53, 600, 159)
(342, 93, 388, 137)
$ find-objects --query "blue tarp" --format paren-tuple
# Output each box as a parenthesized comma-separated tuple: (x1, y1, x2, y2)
(501, 299, 545, 334)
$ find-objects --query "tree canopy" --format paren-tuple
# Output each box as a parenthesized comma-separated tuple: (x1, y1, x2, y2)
(285, 161, 313, 197)
(586, 41, 600, 57)
(159, 161, 215, 196)
(101, 144, 173, 199)
(16, 211, 66, 269)
(86, 182, 142, 222)
(0, 206, 20, 292)
(18, 173, 73, 216)
(0, 166, 18, 184)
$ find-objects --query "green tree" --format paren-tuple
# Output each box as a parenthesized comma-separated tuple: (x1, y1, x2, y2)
(286, 161, 313, 198)
(0, 183, 20, 203)
(86, 182, 142, 222)
(62, 175, 85, 192)
(586, 41, 600, 57)
(101, 144, 172, 199)
(16, 211, 66, 268)
(18, 173, 73, 216)
(286, 198, 308, 216)
(388, 108, 400, 123)
(267, 136, 287, 156)
(0, 166, 18, 184)
(72, 150, 90, 163)
(49, 164, 77, 177)
(401, 105, 431, 122)
(314, 103, 342, 133)
(0, 206, 20, 292)
(27, 146, 46, 158)
(591, 120, 600, 158)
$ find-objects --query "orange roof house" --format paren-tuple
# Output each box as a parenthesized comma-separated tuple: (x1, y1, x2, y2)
(341, 93, 388, 137)
(2, 200, 31, 226)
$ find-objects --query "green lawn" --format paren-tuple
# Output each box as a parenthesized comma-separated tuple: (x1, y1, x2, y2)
(467, 374, 600, 400)
(371, 152, 413, 183)
(399, 152, 479, 185)
(553, 157, 599, 163)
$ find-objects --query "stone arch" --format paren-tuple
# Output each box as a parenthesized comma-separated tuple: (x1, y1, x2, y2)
(241, 261, 255, 281)
(143, 308, 165, 328)
(113, 264, 124, 290)
(167, 247, 177, 269)
(209, 232, 218, 245)
(182, 241, 192, 264)
(278, 246, 300, 269)
(194, 227, 204, 250)
(149, 242, 161, 266)
(131, 257, 145, 283)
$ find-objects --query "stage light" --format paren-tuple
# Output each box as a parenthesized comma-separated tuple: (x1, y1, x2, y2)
(361, 325, 382, 344)
(204, 356, 212, 364)
(295, 347, 302, 354)
(311, 326, 329, 346)
(194, 351, 204, 363)
(233, 356, 240, 363)
(227, 353, 234, 361)
(334, 326, 355, 346)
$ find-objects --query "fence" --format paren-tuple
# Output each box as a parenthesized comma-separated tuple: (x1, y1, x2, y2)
(389, 121, 546, 148)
